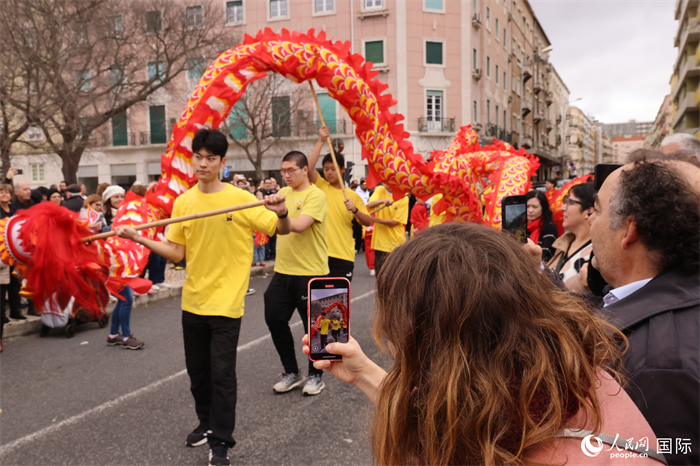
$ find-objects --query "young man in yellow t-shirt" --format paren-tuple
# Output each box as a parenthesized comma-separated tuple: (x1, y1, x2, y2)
(319, 316, 331, 349)
(367, 184, 409, 275)
(263, 151, 330, 396)
(115, 129, 290, 466)
(307, 126, 372, 281)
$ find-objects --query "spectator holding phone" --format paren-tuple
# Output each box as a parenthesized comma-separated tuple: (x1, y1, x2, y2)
(304, 223, 664, 465)
(525, 190, 558, 261)
(546, 183, 596, 293)
(590, 155, 700, 466)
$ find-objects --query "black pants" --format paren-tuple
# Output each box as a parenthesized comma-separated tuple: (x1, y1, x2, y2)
(7, 268, 21, 318)
(264, 273, 323, 377)
(331, 329, 340, 342)
(328, 257, 354, 282)
(374, 250, 390, 276)
(182, 311, 241, 448)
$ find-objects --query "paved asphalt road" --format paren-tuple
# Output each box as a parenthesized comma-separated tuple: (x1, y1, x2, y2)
(0, 254, 389, 466)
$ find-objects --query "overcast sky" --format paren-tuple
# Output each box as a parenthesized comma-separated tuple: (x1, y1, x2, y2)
(530, 1, 676, 123)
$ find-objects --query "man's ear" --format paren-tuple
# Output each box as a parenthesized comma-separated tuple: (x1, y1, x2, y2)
(620, 219, 641, 250)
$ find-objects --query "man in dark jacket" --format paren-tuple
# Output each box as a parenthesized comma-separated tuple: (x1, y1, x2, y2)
(590, 153, 699, 466)
(62, 184, 84, 213)
(10, 181, 34, 212)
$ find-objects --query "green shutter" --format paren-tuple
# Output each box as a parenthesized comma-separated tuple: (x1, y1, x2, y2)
(364, 41, 384, 65)
(316, 93, 336, 134)
(112, 112, 128, 146)
(271, 96, 291, 137)
(149, 105, 166, 144)
(229, 101, 247, 140)
(426, 42, 443, 65)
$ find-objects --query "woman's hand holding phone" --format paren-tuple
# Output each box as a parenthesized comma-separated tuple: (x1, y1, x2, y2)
(302, 334, 386, 405)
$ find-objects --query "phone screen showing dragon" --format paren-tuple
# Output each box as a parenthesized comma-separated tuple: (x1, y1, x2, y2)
(309, 287, 349, 360)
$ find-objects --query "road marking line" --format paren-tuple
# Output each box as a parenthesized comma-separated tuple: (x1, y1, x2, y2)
(0, 289, 375, 456)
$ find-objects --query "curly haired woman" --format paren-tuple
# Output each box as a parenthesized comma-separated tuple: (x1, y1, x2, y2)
(304, 223, 665, 465)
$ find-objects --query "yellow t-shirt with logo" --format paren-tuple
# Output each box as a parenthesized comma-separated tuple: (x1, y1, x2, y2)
(429, 194, 447, 227)
(275, 184, 329, 276)
(320, 318, 331, 335)
(331, 319, 342, 331)
(370, 186, 409, 253)
(313, 176, 369, 262)
(166, 184, 277, 319)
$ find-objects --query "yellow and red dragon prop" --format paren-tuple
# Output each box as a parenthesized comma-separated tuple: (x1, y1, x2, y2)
(0, 28, 541, 317)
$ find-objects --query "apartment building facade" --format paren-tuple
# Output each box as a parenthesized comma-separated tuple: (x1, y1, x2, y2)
(10, 0, 569, 190)
(645, 94, 672, 148)
(612, 135, 644, 163)
(670, 0, 700, 138)
(566, 106, 595, 176)
(597, 119, 654, 140)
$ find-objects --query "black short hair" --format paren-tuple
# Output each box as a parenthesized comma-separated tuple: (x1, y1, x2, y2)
(321, 152, 345, 169)
(568, 183, 597, 211)
(192, 129, 228, 158)
(525, 190, 553, 224)
(282, 151, 308, 169)
(546, 178, 558, 185)
(610, 158, 699, 275)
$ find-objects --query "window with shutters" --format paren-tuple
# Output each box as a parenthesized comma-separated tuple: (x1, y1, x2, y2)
(31, 164, 45, 182)
(186, 5, 204, 28)
(495, 19, 499, 39)
(187, 57, 206, 81)
(473, 101, 478, 123)
(269, 0, 288, 19)
(486, 7, 490, 29)
(364, 40, 385, 66)
(473, 49, 477, 69)
(110, 64, 125, 86)
(487, 100, 491, 123)
(315, 0, 334, 14)
(424, 0, 443, 11)
(495, 105, 499, 127)
(426, 90, 444, 132)
(425, 41, 444, 66)
(503, 72, 506, 90)
(148, 61, 164, 82)
(226, 1, 244, 23)
(149, 105, 167, 144)
(112, 112, 128, 146)
(364, 0, 383, 10)
(271, 96, 291, 137)
(146, 10, 162, 33)
(487, 56, 490, 77)
(495, 65, 499, 84)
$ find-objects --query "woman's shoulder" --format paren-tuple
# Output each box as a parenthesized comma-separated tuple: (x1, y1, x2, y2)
(526, 369, 660, 465)
(542, 221, 559, 235)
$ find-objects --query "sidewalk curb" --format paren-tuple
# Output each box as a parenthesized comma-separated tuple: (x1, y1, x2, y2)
(3, 262, 275, 339)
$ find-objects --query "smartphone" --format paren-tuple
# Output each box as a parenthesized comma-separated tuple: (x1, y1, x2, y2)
(307, 277, 350, 361)
(501, 195, 528, 244)
(594, 163, 622, 191)
(15, 169, 23, 175)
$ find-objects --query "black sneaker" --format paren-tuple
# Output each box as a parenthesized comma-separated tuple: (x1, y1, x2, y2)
(186, 426, 211, 447)
(209, 440, 230, 466)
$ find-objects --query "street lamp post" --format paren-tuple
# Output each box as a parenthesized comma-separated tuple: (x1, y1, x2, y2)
(559, 97, 582, 179)
(518, 46, 552, 148)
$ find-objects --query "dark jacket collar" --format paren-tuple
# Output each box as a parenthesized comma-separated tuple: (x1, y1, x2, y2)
(600, 269, 700, 331)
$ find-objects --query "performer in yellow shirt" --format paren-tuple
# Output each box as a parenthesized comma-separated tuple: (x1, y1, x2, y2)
(115, 129, 290, 466)
(367, 184, 409, 275)
(264, 151, 330, 397)
(319, 316, 332, 349)
(307, 126, 372, 281)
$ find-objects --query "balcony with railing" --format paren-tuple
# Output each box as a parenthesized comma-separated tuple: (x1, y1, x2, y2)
(485, 124, 513, 143)
(418, 117, 456, 133)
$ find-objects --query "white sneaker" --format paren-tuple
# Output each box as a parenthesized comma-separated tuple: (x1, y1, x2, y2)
(159, 282, 172, 288)
(148, 284, 160, 293)
(273, 372, 305, 393)
(369, 269, 376, 276)
(302, 374, 326, 396)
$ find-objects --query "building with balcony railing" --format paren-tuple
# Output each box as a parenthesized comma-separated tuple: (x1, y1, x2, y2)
(670, 0, 700, 138)
(8, 0, 569, 189)
(644, 95, 672, 148)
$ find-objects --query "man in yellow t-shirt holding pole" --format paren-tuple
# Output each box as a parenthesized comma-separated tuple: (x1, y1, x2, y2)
(367, 184, 409, 276)
(115, 129, 290, 466)
(263, 151, 330, 397)
(306, 126, 372, 281)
